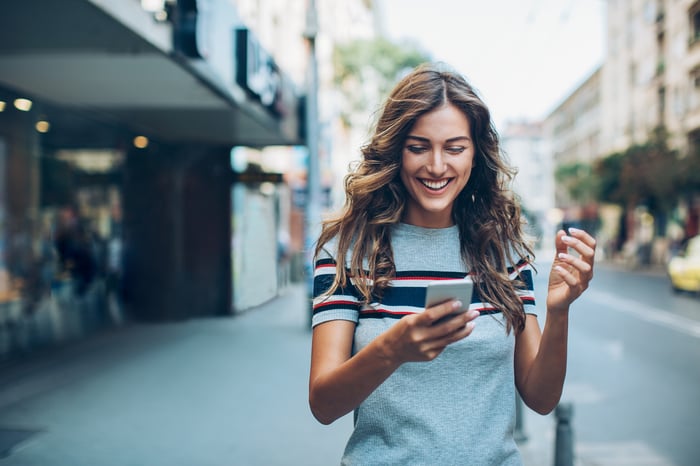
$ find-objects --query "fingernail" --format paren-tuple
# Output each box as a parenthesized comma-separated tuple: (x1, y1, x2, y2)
(558, 252, 569, 260)
(562, 236, 573, 243)
(466, 321, 475, 330)
(452, 300, 462, 309)
(568, 227, 582, 234)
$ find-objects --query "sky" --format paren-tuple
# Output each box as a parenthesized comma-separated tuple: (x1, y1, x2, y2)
(380, 0, 606, 129)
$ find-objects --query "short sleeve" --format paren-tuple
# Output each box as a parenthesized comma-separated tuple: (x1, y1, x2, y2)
(311, 247, 361, 328)
(510, 256, 537, 316)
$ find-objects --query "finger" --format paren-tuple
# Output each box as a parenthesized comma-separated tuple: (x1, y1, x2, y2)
(554, 229, 569, 254)
(419, 310, 478, 347)
(556, 252, 592, 275)
(432, 309, 480, 333)
(421, 323, 475, 355)
(567, 227, 597, 249)
(435, 319, 477, 346)
(422, 299, 463, 324)
(561, 232, 595, 260)
(566, 228, 597, 259)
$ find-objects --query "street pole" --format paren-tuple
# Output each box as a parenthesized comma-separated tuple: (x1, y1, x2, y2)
(554, 402, 575, 466)
(303, 0, 321, 327)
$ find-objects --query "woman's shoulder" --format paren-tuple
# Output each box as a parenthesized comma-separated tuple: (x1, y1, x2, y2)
(315, 236, 338, 261)
(315, 235, 355, 263)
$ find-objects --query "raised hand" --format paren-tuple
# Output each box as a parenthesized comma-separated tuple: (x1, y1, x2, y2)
(547, 227, 596, 313)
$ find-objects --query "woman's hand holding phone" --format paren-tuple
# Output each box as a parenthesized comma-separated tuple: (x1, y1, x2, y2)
(379, 280, 479, 364)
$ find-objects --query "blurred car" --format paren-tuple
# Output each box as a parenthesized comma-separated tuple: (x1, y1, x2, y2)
(668, 235, 700, 294)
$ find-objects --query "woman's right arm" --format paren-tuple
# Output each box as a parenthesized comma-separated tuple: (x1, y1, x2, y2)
(309, 319, 399, 425)
(308, 300, 479, 425)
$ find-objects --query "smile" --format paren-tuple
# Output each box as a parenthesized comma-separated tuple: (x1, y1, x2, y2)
(419, 178, 451, 190)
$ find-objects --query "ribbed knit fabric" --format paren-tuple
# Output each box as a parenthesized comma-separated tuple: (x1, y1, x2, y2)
(312, 223, 537, 466)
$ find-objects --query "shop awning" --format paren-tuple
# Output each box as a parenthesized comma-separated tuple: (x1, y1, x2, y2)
(0, 0, 303, 147)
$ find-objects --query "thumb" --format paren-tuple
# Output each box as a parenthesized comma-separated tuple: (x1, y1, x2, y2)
(554, 229, 568, 255)
(423, 299, 461, 324)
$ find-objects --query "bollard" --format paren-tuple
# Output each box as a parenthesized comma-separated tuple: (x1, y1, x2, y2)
(554, 402, 574, 466)
(514, 392, 528, 442)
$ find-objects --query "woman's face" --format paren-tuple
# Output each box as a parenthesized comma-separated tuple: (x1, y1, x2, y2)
(399, 103, 475, 228)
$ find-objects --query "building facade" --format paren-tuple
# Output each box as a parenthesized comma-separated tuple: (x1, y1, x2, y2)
(548, 0, 700, 263)
(543, 67, 603, 239)
(0, 0, 305, 358)
(603, 0, 699, 249)
(602, 0, 700, 156)
(501, 120, 555, 251)
(230, 0, 381, 309)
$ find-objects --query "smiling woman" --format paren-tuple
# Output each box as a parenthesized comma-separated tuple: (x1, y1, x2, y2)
(308, 63, 597, 465)
(400, 104, 475, 228)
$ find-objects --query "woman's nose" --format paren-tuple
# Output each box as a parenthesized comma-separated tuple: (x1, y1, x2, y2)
(427, 150, 447, 175)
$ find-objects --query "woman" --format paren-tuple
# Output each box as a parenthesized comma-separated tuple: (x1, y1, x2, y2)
(309, 63, 596, 465)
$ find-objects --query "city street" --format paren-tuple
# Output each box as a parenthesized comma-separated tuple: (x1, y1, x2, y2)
(550, 260, 700, 466)
(0, 259, 698, 465)
(2, 2, 699, 465)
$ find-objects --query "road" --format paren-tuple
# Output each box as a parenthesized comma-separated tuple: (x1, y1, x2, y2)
(528, 258, 700, 466)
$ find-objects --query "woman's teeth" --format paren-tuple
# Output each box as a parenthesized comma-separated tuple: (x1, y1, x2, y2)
(420, 179, 449, 190)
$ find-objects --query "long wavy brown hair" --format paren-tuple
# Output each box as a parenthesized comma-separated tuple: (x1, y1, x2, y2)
(315, 63, 534, 334)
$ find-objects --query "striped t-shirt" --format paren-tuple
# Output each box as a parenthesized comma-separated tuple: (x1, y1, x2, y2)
(312, 223, 536, 466)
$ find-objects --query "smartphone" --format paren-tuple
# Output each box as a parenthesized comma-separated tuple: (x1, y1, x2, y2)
(424, 278, 474, 314)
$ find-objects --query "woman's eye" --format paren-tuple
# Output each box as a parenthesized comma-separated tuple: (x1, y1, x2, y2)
(406, 146, 427, 154)
(446, 146, 465, 154)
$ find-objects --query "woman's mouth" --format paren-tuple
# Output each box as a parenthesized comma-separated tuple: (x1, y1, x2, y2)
(419, 178, 451, 191)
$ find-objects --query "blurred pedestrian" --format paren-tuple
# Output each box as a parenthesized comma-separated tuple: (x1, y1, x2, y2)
(54, 207, 98, 296)
(309, 63, 596, 465)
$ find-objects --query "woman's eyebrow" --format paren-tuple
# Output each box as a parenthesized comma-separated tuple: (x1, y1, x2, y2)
(405, 135, 472, 143)
(405, 135, 429, 143)
(446, 136, 472, 143)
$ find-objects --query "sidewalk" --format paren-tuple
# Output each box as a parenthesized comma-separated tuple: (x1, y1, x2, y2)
(0, 283, 555, 465)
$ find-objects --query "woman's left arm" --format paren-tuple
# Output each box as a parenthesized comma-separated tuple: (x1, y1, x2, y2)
(515, 228, 596, 414)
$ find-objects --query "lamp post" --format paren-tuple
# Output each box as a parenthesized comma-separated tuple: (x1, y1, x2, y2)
(303, 0, 321, 324)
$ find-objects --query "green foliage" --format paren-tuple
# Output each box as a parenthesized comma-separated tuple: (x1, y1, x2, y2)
(554, 161, 598, 204)
(595, 151, 625, 204)
(333, 37, 431, 126)
(678, 148, 700, 197)
(593, 127, 682, 214)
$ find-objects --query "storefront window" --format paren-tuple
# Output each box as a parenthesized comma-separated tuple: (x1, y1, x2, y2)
(41, 150, 124, 303)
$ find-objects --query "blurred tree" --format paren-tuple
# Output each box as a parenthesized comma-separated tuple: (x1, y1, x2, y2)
(678, 146, 700, 197)
(594, 126, 681, 236)
(554, 161, 598, 206)
(595, 151, 625, 206)
(333, 37, 430, 127)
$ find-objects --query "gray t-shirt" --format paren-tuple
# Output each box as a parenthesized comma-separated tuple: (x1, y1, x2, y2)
(312, 223, 537, 465)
